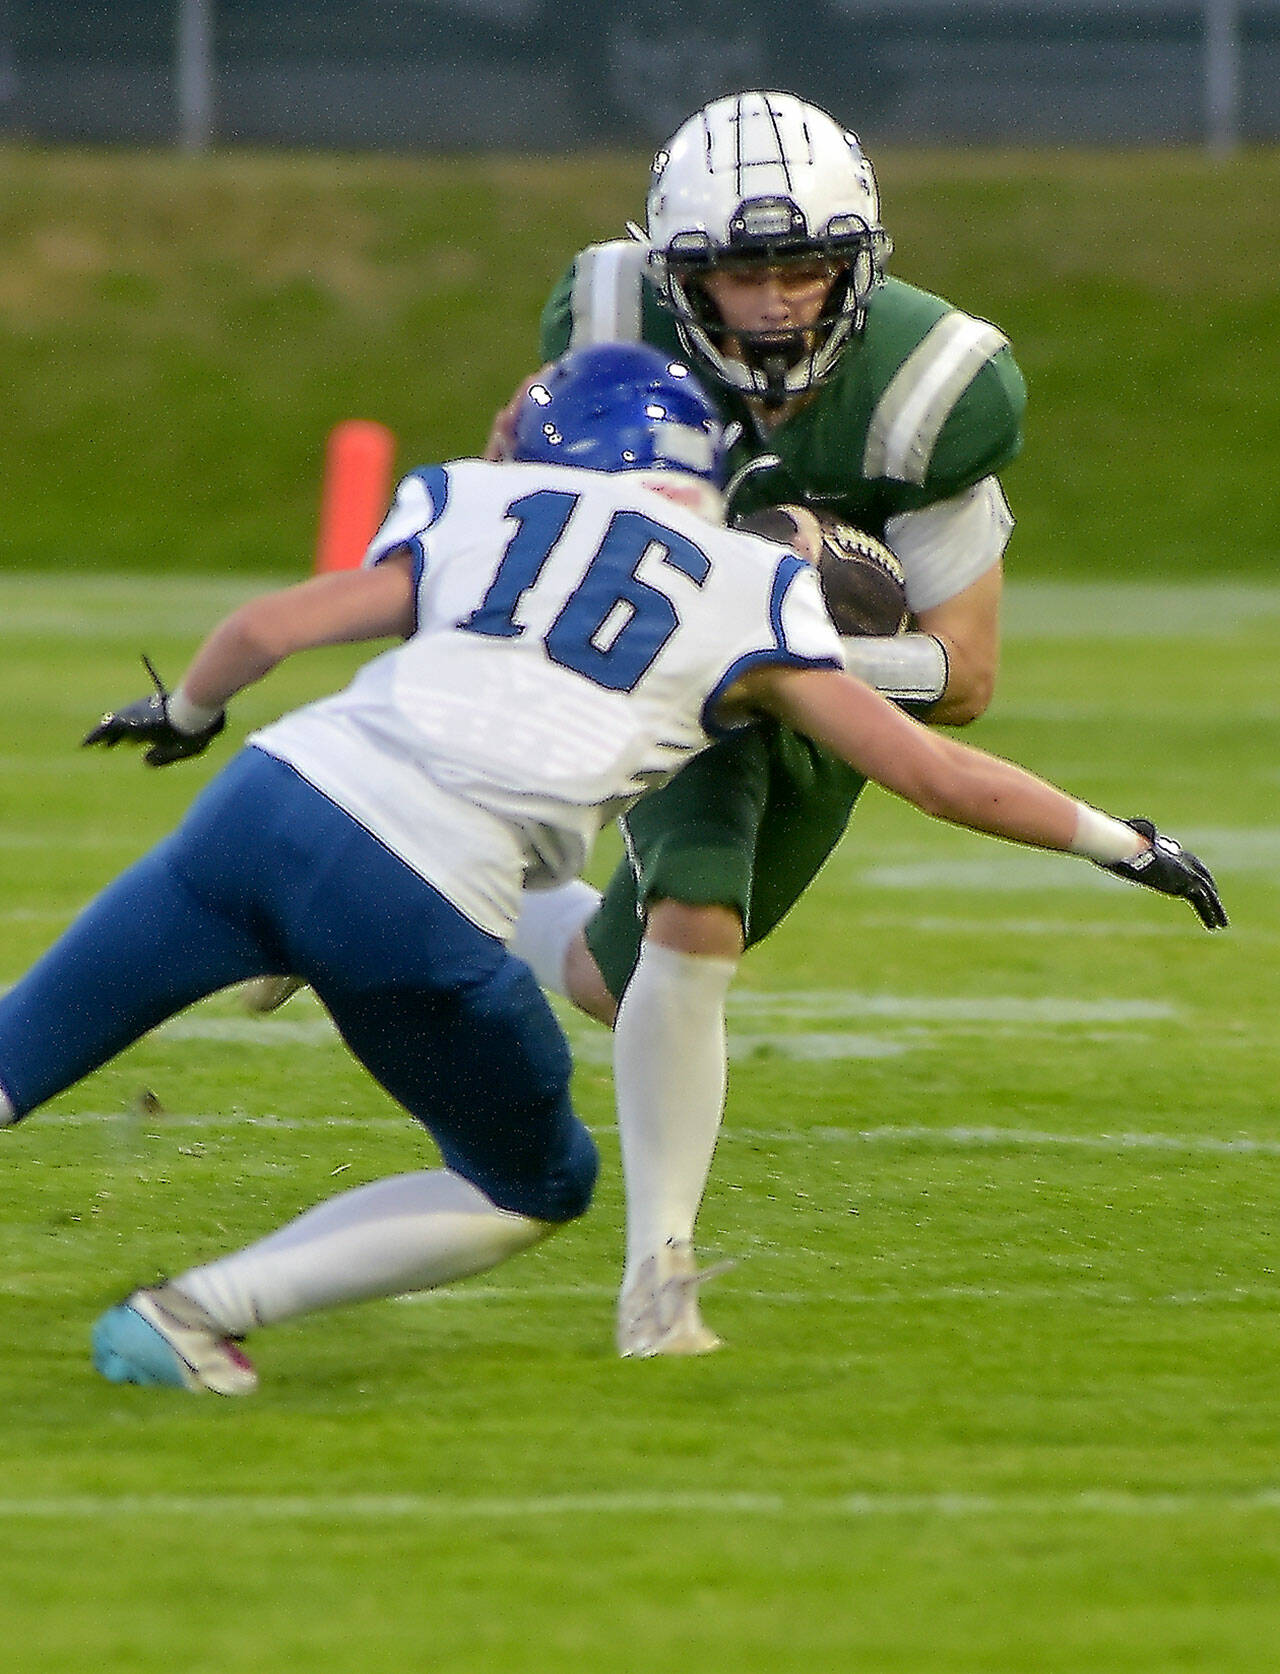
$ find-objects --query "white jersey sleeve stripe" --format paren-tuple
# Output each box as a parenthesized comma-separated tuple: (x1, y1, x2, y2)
(569, 241, 648, 347)
(863, 313, 1010, 486)
(363, 466, 450, 569)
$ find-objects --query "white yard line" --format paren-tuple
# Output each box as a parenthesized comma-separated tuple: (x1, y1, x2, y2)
(1, 1487, 1280, 1522)
(997, 582, 1280, 639)
(392, 1280, 1280, 1309)
(25, 1112, 1280, 1160)
(6, 576, 1279, 640)
(724, 993, 1176, 1022)
(727, 1123, 1280, 1156)
(0, 831, 146, 850)
(83, 987, 1178, 1064)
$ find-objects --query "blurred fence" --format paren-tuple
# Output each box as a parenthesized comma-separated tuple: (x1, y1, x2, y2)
(2, 0, 1278, 150)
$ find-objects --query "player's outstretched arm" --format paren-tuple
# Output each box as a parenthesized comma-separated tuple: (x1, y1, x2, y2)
(84, 553, 418, 768)
(736, 664, 1227, 929)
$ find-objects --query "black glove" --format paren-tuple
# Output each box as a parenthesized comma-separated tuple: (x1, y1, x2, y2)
(82, 655, 225, 768)
(1100, 818, 1228, 930)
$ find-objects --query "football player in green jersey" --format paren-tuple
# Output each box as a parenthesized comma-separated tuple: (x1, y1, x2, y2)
(506, 90, 1028, 1358)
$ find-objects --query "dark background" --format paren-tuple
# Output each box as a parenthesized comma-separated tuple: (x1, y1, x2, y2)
(2, 0, 1278, 150)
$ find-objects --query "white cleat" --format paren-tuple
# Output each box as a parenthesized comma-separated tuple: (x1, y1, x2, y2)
(239, 974, 305, 1015)
(92, 1284, 259, 1395)
(615, 1240, 732, 1359)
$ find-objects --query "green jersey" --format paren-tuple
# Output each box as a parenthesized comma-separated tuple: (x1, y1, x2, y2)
(539, 241, 1026, 536)
(538, 240, 1027, 997)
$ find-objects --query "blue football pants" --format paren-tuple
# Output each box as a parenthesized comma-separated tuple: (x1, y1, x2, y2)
(0, 747, 597, 1223)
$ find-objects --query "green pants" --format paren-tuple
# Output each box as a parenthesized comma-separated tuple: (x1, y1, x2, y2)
(585, 722, 867, 999)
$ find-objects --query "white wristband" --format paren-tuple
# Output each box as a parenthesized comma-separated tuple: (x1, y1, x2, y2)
(1068, 803, 1145, 864)
(166, 688, 223, 735)
(840, 632, 949, 705)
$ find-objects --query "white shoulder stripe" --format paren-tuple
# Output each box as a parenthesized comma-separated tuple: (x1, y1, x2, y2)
(863, 313, 1009, 485)
(569, 240, 648, 346)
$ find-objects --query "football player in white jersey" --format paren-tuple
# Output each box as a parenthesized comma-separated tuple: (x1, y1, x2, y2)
(0, 345, 1223, 1394)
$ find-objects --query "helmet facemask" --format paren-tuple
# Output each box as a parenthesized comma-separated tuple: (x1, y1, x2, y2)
(664, 231, 881, 408)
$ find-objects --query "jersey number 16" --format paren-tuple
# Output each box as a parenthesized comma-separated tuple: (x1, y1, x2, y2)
(460, 488, 711, 693)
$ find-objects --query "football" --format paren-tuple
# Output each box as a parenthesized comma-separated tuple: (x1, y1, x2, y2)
(813, 516, 910, 638)
(734, 505, 909, 638)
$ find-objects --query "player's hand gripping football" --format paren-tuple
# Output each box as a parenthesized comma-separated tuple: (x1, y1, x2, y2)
(1099, 819, 1228, 930)
(83, 655, 226, 767)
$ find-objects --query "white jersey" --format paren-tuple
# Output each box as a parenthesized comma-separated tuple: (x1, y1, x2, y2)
(253, 459, 842, 938)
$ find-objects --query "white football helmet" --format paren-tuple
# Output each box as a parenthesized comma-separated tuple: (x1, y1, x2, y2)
(638, 91, 892, 406)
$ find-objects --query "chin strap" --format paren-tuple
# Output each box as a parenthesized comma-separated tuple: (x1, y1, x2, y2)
(743, 332, 811, 408)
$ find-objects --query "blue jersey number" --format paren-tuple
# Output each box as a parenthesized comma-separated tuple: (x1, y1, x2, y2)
(460, 489, 710, 693)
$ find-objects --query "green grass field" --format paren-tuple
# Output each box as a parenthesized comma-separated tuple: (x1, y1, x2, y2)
(2, 141, 1279, 1670)
(1, 572, 1277, 1671)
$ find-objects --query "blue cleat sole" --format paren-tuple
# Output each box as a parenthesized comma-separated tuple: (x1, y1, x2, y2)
(92, 1303, 192, 1389)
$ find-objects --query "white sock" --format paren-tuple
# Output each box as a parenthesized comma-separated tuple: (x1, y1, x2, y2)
(612, 940, 737, 1289)
(509, 880, 601, 997)
(174, 1168, 551, 1336)
(0, 1081, 15, 1126)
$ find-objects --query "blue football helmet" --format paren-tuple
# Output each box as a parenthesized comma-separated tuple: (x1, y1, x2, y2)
(510, 343, 729, 493)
